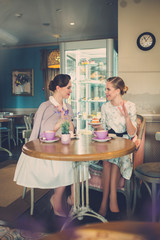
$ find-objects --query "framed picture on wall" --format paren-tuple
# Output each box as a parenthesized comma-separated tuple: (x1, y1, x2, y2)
(12, 69, 34, 96)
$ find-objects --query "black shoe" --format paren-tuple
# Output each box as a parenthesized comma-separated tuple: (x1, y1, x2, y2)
(109, 211, 122, 221)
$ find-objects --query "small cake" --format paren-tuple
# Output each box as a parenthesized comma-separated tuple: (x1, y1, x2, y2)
(91, 118, 100, 124)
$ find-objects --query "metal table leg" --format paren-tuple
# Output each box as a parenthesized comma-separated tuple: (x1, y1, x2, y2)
(62, 161, 107, 230)
(8, 118, 16, 146)
(0, 122, 12, 156)
(152, 182, 157, 222)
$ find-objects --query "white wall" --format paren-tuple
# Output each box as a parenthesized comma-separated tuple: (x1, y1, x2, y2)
(118, 0, 160, 117)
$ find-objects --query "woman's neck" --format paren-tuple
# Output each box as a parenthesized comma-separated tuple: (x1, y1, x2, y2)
(53, 93, 63, 106)
(110, 95, 123, 106)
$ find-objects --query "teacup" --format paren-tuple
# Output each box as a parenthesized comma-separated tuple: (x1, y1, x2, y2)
(94, 130, 108, 139)
(43, 130, 56, 140)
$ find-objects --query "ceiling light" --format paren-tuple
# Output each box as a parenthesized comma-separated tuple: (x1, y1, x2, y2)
(48, 50, 60, 69)
(42, 23, 50, 26)
(56, 9, 62, 13)
(15, 13, 23, 18)
(70, 22, 75, 26)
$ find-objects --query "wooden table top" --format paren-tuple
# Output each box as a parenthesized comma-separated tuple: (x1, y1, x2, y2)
(22, 135, 136, 162)
(5, 114, 26, 118)
(41, 221, 160, 240)
(0, 118, 10, 123)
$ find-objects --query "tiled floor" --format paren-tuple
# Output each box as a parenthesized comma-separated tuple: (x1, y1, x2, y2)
(0, 142, 159, 234)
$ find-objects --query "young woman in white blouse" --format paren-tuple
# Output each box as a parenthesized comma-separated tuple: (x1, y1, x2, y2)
(93, 76, 137, 220)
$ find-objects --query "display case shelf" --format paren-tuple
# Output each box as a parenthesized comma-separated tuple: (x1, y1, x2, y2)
(62, 39, 118, 134)
(79, 80, 105, 85)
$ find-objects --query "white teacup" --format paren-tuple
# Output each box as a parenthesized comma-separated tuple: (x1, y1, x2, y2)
(94, 130, 108, 139)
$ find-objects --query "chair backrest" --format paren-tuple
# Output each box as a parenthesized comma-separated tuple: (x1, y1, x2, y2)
(24, 115, 32, 130)
(23, 114, 34, 142)
(22, 129, 32, 143)
(134, 114, 146, 169)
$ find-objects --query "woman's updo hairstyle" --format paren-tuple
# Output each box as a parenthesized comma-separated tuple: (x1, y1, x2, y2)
(107, 76, 128, 95)
(49, 74, 71, 92)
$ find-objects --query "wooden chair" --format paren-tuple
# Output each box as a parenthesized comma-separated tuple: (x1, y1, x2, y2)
(88, 114, 146, 217)
(22, 114, 34, 215)
(0, 122, 11, 150)
(133, 131, 160, 222)
(22, 114, 33, 143)
(15, 115, 28, 146)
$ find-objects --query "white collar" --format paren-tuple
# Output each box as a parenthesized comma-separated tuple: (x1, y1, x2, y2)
(49, 96, 68, 110)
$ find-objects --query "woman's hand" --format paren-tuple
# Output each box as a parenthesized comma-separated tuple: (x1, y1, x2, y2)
(118, 101, 129, 119)
(118, 101, 136, 137)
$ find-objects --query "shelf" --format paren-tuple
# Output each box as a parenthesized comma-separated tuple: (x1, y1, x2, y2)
(80, 99, 106, 103)
(65, 45, 108, 134)
(79, 80, 105, 85)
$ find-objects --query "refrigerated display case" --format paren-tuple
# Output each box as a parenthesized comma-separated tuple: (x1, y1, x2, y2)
(60, 39, 118, 134)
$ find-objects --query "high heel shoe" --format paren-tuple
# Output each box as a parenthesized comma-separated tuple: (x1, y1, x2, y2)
(67, 196, 74, 206)
(50, 198, 67, 218)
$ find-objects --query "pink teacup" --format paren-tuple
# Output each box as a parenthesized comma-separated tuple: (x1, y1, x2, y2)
(43, 130, 56, 140)
(94, 130, 108, 139)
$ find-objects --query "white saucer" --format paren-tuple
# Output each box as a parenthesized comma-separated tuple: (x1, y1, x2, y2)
(92, 136, 111, 142)
(40, 137, 60, 143)
(89, 122, 101, 126)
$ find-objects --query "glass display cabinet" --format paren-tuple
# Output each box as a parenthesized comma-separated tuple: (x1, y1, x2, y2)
(60, 39, 118, 134)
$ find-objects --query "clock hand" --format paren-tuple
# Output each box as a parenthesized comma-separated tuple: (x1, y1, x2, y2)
(143, 36, 147, 41)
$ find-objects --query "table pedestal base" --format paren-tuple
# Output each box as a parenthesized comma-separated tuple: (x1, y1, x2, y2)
(61, 161, 107, 230)
(0, 147, 12, 156)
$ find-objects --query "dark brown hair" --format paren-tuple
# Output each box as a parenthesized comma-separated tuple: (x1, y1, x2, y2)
(49, 74, 71, 92)
(107, 77, 128, 95)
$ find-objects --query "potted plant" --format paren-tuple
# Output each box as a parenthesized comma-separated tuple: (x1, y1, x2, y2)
(61, 120, 71, 144)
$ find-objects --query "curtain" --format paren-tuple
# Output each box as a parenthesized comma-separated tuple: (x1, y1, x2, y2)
(40, 49, 59, 100)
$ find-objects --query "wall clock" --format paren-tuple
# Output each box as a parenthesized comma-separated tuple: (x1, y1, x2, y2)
(137, 32, 156, 51)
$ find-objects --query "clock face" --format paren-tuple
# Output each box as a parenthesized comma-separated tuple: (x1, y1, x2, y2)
(137, 32, 156, 51)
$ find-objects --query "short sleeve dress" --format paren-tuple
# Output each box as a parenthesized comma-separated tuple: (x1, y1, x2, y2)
(13, 97, 75, 189)
(101, 101, 137, 180)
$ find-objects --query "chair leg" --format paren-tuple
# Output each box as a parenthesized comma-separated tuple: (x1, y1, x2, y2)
(125, 180, 132, 217)
(22, 187, 27, 199)
(22, 187, 34, 215)
(30, 188, 34, 215)
(132, 176, 138, 215)
(16, 129, 18, 146)
(152, 182, 157, 222)
(8, 130, 11, 149)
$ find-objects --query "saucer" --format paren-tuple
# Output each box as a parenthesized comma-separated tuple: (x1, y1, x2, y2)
(40, 137, 60, 143)
(89, 122, 101, 126)
(92, 136, 111, 142)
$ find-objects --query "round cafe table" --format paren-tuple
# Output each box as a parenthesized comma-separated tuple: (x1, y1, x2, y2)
(0, 118, 12, 156)
(40, 221, 160, 240)
(22, 135, 136, 228)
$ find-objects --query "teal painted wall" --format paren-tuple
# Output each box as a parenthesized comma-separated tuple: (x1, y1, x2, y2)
(0, 45, 58, 109)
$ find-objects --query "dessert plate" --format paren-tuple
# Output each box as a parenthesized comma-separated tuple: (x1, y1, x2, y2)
(40, 137, 60, 143)
(92, 136, 111, 142)
(89, 122, 101, 126)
